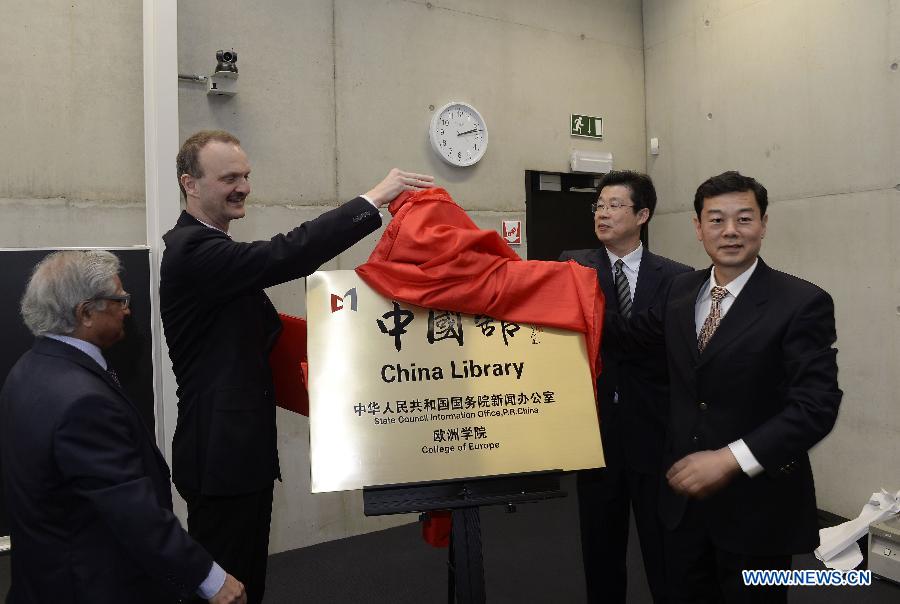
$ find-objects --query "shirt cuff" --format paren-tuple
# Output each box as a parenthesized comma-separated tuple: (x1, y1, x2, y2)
(728, 439, 764, 477)
(360, 194, 378, 208)
(197, 562, 226, 600)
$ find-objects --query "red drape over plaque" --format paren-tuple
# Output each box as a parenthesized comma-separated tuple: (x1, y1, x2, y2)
(269, 313, 310, 416)
(355, 188, 604, 383)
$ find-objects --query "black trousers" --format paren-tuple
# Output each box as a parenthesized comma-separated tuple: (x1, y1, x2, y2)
(577, 465, 669, 604)
(179, 483, 274, 604)
(664, 501, 791, 604)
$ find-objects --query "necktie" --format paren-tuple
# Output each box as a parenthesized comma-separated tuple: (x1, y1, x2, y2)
(107, 368, 122, 388)
(614, 259, 632, 318)
(697, 285, 729, 353)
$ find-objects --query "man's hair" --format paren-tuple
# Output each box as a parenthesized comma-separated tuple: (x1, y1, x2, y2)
(20, 250, 121, 336)
(596, 170, 657, 220)
(175, 130, 242, 200)
(693, 171, 768, 218)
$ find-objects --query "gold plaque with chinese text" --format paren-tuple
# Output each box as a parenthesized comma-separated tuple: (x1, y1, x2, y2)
(307, 271, 603, 492)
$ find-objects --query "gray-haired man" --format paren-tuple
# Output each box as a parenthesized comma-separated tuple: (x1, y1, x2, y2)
(0, 250, 244, 604)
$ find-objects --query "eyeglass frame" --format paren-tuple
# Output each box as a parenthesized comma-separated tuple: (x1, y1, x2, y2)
(84, 293, 131, 310)
(591, 200, 636, 214)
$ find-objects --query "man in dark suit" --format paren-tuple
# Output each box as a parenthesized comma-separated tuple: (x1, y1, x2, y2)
(0, 250, 244, 604)
(160, 130, 433, 603)
(560, 170, 691, 603)
(615, 171, 842, 603)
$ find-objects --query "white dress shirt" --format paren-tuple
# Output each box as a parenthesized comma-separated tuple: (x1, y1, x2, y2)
(605, 242, 643, 302)
(693, 260, 765, 478)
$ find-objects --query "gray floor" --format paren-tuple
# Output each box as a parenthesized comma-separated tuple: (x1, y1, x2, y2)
(2, 474, 899, 602)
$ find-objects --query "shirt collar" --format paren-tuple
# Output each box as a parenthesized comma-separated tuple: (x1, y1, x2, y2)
(195, 218, 230, 236)
(605, 242, 643, 273)
(44, 334, 107, 370)
(711, 258, 758, 298)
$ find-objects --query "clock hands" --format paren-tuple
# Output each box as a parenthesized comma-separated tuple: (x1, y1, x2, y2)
(457, 127, 484, 136)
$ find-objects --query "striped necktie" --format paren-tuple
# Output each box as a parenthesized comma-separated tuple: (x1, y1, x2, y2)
(614, 259, 632, 318)
(698, 285, 729, 353)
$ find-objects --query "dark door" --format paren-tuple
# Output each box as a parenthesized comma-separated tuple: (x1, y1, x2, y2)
(525, 170, 601, 261)
(525, 170, 648, 261)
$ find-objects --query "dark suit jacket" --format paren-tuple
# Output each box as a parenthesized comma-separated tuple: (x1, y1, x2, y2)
(0, 337, 212, 603)
(160, 198, 381, 496)
(622, 258, 842, 555)
(559, 247, 691, 474)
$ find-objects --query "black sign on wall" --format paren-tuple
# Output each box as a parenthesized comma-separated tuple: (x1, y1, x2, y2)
(0, 248, 155, 539)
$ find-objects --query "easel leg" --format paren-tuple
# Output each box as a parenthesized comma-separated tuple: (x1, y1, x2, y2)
(449, 507, 486, 604)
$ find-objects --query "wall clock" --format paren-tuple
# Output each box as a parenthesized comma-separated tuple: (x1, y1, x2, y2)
(429, 101, 489, 167)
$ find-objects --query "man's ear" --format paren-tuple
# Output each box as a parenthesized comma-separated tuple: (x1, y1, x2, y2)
(636, 207, 650, 226)
(75, 301, 94, 328)
(180, 173, 196, 199)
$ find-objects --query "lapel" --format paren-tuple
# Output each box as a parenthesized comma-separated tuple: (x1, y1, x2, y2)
(593, 249, 617, 309)
(697, 259, 771, 365)
(633, 250, 663, 313)
(572, 248, 618, 310)
(670, 268, 711, 366)
(33, 337, 169, 468)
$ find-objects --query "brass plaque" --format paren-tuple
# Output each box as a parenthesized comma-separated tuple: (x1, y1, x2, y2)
(307, 271, 604, 493)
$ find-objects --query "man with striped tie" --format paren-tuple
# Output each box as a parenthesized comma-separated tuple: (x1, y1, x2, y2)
(560, 170, 691, 603)
(609, 171, 842, 603)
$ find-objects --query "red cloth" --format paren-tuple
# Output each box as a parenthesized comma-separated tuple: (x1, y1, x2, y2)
(269, 313, 310, 416)
(355, 188, 604, 383)
(421, 510, 452, 548)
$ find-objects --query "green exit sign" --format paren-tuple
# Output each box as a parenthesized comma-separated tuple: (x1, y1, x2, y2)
(571, 114, 603, 139)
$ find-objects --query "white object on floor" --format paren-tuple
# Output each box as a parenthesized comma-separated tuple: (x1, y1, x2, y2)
(815, 489, 900, 569)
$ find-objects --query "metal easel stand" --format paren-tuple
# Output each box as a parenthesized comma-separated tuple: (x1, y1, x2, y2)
(363, 470, 565, 604)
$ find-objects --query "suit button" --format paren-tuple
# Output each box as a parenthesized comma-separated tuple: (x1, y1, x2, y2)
(698, 402, 708, 411)
(692, 435, 699, 444)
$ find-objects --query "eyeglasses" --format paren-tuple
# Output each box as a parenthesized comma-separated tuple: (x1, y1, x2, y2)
(591, 201, 635, 213)
(86, 293, 131, 310)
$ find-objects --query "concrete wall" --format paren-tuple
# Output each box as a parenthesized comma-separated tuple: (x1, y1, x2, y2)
(0, 0, 146, 247)
(643, 0, 900, 518)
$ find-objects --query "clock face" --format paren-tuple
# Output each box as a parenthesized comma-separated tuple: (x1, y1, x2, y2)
(429, 102, 488, 167)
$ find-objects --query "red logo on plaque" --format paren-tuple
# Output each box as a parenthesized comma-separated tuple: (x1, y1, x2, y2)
(330, 288, 358, 313)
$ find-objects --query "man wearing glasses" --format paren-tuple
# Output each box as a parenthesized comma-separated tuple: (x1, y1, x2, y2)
(560, 171, 691, 603)
(0, 250, 245, 604)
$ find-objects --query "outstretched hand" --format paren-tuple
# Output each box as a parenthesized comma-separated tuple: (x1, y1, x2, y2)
(365, 169, 435, 207)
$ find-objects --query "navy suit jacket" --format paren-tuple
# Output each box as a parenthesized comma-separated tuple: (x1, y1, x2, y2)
(618, 259, 842, 554)
(160, 198, 381, 496)
(559, 247, 691, 474)
(0, 337, 212, 603)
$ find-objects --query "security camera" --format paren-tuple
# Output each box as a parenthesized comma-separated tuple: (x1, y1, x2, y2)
(215, 49, 238, 75)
